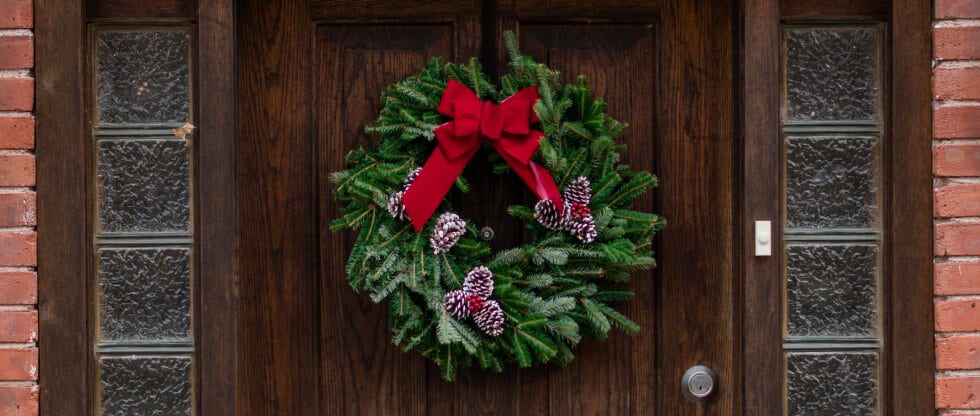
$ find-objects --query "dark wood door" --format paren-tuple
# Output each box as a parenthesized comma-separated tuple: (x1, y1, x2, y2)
(239, 0, 734, 414)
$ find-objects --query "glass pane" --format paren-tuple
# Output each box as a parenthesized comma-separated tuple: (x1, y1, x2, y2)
(785, 27, 879, 122)
(97, 139, 190, 233)
(787, 352, 878, 415)
(786, 136, 878, 229)
(98, 248, 191, 341)
(100, 356, 191, 416)
(786, 244, 878, 337)
(97, 30, 190, 124)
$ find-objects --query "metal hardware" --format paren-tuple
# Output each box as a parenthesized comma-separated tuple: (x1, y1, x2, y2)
(681, 365, 717, 402)
(479, 227, 495, 241)
(755, 220, 772, 256)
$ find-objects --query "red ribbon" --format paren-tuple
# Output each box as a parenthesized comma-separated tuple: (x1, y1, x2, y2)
(402, 79, 564, 231)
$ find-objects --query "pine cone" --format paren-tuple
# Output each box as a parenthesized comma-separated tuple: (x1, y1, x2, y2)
(534, 199, 566, 230)
(430, 212, 466, 254)
(473, 299, 505, 337)
(387, 190, 407, 220)
(463, 266, 494, 299)
(568, 214, 598, 244)
(443, 290, 470, 319)
(563, 176, 592, 206)
(402, 167, 422, 190)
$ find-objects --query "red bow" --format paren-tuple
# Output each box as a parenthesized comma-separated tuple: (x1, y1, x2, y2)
(402, 79, 564, 231)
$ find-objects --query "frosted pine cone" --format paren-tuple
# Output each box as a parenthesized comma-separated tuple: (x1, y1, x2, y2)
(387, 190, 408, 220)
(388, 168, 424, 221)
(534, 199, 566, 230)
(568, 215, 598, 244)
(473, 299, 505, 337)
(430, 212, 466, 254)
(443, 290, 470, 319)
(563, 176, 592, 205)
(463, 266, 494, 299)
(402, 167, 422, 190)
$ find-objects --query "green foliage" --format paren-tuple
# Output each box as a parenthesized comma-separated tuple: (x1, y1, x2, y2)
(331, 31, 665, 381)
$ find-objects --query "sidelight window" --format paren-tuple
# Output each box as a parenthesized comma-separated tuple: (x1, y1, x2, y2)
(781, 26, 884, 415)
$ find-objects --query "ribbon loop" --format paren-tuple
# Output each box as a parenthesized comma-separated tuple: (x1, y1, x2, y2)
(401, 79, 564, 231)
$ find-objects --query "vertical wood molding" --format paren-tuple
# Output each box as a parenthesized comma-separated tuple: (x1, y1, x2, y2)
(741, 0, 782, 414)
(197, 0, 239, 414)
(35, 1, 88, 415)
(889, 0, 936, 413)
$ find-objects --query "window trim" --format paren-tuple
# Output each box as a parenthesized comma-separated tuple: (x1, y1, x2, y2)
(36, 1, 238, 415)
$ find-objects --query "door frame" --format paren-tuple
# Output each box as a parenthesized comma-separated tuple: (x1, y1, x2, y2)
(741, 0, 935, 414)
(36, 1, 237, 415)
(34, 0, 933, 414)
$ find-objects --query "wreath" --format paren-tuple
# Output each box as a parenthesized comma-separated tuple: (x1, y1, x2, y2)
(331, 33, 664, 381)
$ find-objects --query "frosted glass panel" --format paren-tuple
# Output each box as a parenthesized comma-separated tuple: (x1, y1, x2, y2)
(787, 352, 878, 415)
(785, 28, 879, 122)
(97, 139, 190, 233)
(98, 248, 191, 341)
(97, 31, 190, 124)
(100, 356, 192, 416)
(786, 136, 878, 229)
(786, 244, 878, 337)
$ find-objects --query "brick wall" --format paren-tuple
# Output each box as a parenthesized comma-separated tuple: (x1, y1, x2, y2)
(934, 0, 980, 413)
(0, 0, 37, 415)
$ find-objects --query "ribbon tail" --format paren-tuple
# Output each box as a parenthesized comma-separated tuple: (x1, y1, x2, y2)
(402, 143, 477, 231)
(492, 143, 564, 213)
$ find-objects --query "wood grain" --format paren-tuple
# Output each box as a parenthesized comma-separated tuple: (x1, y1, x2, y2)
(36, 1, 88, 415)
(653, 1, 735, 414)
(312, 0, 480, 20)
(86, 0, 196, 20)
(197, 0, 238, 415)
(780, 0, 888, 19)
(239, 0, 320, 414)
(316, 24, 457, 416)
(889, 0, 936, 413)
(520, 23, 654, 416)
(741, 0, 783, 415)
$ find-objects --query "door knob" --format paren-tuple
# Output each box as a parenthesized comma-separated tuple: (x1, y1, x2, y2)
(681, 365, 717, 402)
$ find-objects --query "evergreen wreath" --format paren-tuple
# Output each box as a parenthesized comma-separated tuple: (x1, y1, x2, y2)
(331, 33, 665, 381)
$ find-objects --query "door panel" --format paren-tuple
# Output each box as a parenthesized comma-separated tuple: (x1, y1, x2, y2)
(239, 1, 318, 414)
(317, 24, 472, 415)
(519, 24, 656, 415)
(240, 1, 734, 414)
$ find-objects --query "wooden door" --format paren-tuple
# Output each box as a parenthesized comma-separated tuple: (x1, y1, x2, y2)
(239, 0, 734, 414)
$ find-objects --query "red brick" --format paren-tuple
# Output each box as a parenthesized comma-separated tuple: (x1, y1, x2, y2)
(937, 376, 980, 409)
(935, 106, 980, 139)
(0, 348, 36, 381)
(0, 36, 32, 69)
(935, 67, 980, 100)
(937, 261, 980, 296)
(0, 385, 38, 416)
(0, 272, 36, 304)
(0, 232, 35, 267)
(0, 0, 31, 29)
(935, 143, 980, 176)
(0, 154, 34, 186)
(0, 77, 32, 111)
(936, 222, 980, 256)
(937, 0, 980, 18)
(937, 183, 980, 218)
(937, 336, 980, 369)
(0, 192, 34, 227)
(936, 298, 980, 332)
(0, 116, 34, 149)
(0, 310, 35, 343)
(936, 27, 980, 60)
